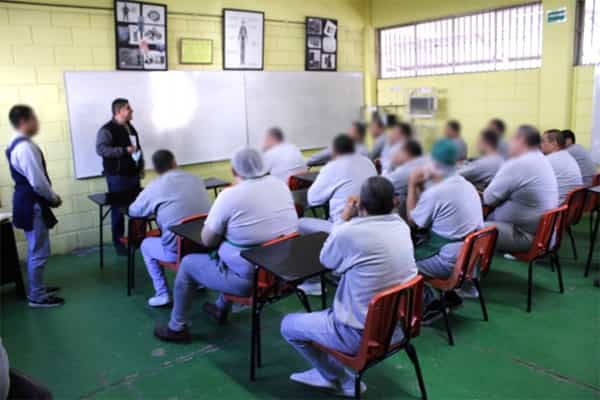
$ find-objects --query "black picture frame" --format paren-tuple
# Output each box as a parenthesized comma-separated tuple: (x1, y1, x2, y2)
(222, 8, 265, 71)
(114, 0, 168, 71)
(305, 16, 337, 72)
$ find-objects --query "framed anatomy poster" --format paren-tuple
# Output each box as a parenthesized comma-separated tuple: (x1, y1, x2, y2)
(222, 9, 264, 70)
(115, 1, 168, 71)
(305, 17, 337, 71)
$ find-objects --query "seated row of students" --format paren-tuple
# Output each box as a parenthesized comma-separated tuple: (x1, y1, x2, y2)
(307, 121, 369, 166)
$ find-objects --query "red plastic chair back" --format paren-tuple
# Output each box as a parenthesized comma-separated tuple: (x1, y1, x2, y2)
(175, 213, 209, 261)
(564, 187, 588, 227)
(519, 206, 567, 260)
(288, 175, 311, 191)
(123, 218, 154, 248)
(458, 225, 498, 279)
(352, 275, 423, 370)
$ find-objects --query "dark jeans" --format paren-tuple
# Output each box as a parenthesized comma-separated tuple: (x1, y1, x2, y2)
(106, 175, 140, 249)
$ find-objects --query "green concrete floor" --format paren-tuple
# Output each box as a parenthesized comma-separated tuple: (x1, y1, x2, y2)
(1, 219, 599, 400)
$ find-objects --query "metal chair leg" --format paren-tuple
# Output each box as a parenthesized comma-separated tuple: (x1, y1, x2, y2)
(585, 210, 600, 277)
(473, 278, 488, 321)
(256, 308, 262, 368)
(405, 343, 428, 400)
(439, 292, 454, 346)
(127, 247, 132, 296)
(567, 227, 578, 260)
(296, 289, 312, 313)
(553, 253, 564, 294)
(320, 274, 327, 310)
(249, 273, 259, 381)
(527, 260, 534, 313)
(354, 372, 363, 400)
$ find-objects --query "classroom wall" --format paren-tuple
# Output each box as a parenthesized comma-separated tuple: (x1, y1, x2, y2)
(369, 0, 595, 154)
(0, 0, 365, 255)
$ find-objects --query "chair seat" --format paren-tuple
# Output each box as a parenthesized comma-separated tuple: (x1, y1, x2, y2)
(510, 252, 533, 262)
(147, 229, 161, 237)
(312, 341, 364, 371)
(423, 275, 459, 292)
(224, 294, 253, 306)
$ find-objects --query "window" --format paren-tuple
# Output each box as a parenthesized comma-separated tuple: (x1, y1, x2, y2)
(578, 0, 600, 65)
(379, 3, 543, 78)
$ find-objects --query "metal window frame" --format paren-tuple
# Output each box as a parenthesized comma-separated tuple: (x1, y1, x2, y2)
(576, 0, 600, 65)
(377, 1, 542, 79)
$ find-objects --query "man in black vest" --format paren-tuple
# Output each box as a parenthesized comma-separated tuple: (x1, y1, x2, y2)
(96, 98, 144, 256)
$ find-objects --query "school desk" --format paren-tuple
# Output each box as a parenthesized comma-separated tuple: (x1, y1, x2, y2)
(205, 177, 230, 197)
(0, 219, 26, 299)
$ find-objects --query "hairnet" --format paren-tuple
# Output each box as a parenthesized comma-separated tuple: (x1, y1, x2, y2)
(231, 147, 266, 179)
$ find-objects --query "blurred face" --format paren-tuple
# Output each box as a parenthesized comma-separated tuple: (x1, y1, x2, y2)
(564, 136, 574, 147)
(444, 125, 457, 139)
(540, 133, 558, 155)
(262, 132, 278, 151)
(393, 147, 410, 165)
(19, 114, 39, 137)
(508, 131, 528, 158)
(369, 121, 383, 137)
(115, 103, 133, 123)
(477, 136, 493, 155)
(348, 125, 364, 144)
(388, 126, 404, 144)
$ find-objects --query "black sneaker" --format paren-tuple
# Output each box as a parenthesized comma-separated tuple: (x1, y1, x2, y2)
(44, 286, 61, 294)
(422, 300, 444, 326)
(202, 302, 229, 325)
(154, 325, 191, 343)
(28, 295, 65, 308)
(444, 290, 463, 310)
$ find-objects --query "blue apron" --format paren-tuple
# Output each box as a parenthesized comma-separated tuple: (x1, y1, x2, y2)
(5, 137, 57, 231)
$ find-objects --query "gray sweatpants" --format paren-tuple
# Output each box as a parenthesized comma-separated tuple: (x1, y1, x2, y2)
(168, 243, 253, 332)
(486, 221, 533, 254)
(24, 204, 50, 302)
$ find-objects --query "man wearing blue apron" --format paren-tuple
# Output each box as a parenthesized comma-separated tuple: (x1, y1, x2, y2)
(96, 98, 144, 256)
(154, 148, 298, 342)
(5, 105, 64, 308)
(407, 139, 483, 324)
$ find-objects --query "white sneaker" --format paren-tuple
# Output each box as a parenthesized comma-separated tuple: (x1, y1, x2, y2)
(290, 368, 337, 390)
(456, 285, 480, 299)
(337, 378, 367, 398)
(298, 281, 322, 296)
(148, 293, 170, 307)
(503, 253, 517, 261)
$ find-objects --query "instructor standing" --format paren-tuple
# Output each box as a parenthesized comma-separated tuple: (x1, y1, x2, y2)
(96, 98, 144, 256)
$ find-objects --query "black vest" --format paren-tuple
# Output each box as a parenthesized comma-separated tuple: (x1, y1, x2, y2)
(101, 120, 144, 176)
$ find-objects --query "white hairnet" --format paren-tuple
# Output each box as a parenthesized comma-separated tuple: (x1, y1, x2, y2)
(231, 147, 266, 179)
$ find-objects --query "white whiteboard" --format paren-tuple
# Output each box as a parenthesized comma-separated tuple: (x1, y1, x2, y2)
(65, 71, 363, 179)
(245, 72, 364, 149)
(591, 65, 600, 164)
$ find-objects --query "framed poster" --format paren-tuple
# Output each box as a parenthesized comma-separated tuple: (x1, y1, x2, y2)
(180, 38, 213, 64)
(115, 1, 168, 71)
(223, 9, 264, 70)
(305, 17, 337, 71)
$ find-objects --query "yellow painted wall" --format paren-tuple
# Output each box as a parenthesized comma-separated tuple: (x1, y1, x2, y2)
(370, 0, 595, 155)
(0, 0, 365, 255)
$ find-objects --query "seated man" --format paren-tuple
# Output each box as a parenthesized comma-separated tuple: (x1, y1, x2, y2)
(299, 134, 377, 235)
(281, 177, 418, 397)
(487, 118, 509, 159)
(562, 129, 597, 186)
(307, 122, 369, 166)
(483, 125, 558, 254)
(128, 150, 211, 307)
(262, 127, 307, 182)
(407, 139, 483, 323)
(368, 115, 387, 161)
(154, 148, 298, 342)
(444, 120, 468, 161)
(383, 139, 427, 218)
(459, 129, 504, 191)
(541, 129, 583, 204)
(380, 122, 413, 174)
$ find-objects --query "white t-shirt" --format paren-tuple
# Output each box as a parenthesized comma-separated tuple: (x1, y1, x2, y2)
(547, 150, 583, 204)
(263, 142, 307, 182)
(307, 153, 377, 223)
(205, 175, 298, 246)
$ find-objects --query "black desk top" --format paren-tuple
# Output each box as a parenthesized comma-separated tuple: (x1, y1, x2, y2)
(88, 191, 139, 207)
(205, 177, 230, 189)
(292, 171, 319, 184)
(241, 232, 328, 283)
(169, 218, 206, 246)
(588, 185, 600, 194)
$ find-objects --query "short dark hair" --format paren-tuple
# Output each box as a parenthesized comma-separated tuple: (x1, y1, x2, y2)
(447, 120, 461, 134)
(8, 104, 35, 129)
(332, 134, 355, 155)
(561, 129, 576, 144)
(397, 122, 413, 138)
(544, 129, 566, 149)
(386, 114, 398, 128)
(370, 112, 384, 128)
(489, 118, 506, 134)
(517, 125, 541, 148)
(352, 121, 367, 139)
(480, 129, 499, 149)
(112, 98, 129, 116)
(268, 127, 284, 142)
(360, 176, 395, 216)
(403, 139, 422, 158)
(152, 149, 175, 174)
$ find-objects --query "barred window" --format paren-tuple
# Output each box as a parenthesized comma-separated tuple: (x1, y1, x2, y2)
(578, 0, 600, 65)
(379, 3, 543, 78)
